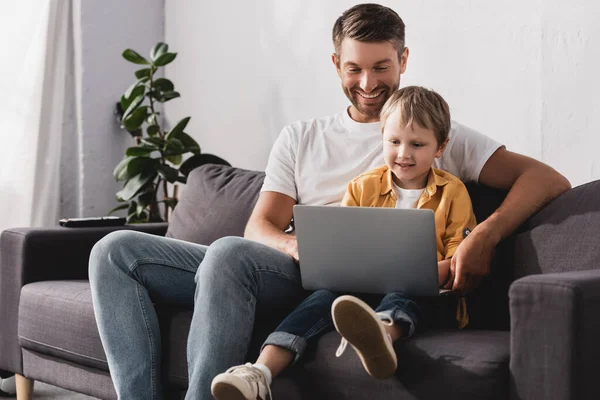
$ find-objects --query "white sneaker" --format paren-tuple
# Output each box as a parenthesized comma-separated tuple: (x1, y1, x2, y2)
(211, 363, 272, 400)
(332, 295, 398, 379)
(0, 374, 16, 396)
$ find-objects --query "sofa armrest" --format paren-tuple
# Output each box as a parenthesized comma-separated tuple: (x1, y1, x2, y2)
(509, 269, 600, 400)
(0, 223, 167, 374)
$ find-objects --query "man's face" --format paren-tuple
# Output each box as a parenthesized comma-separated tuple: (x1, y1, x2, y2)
(333, 39, 408, 123)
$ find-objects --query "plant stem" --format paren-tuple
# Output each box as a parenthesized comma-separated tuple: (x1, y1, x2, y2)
(163, 178, 169, 223)
(148, 66, 164, 138)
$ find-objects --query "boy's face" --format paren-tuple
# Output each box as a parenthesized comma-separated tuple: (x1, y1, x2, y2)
(382, 110, 447, 189)
(333, 39, 408, 123)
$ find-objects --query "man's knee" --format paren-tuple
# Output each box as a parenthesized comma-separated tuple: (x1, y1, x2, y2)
(89, 230, 144, 284)
(196, 236, 256, 282)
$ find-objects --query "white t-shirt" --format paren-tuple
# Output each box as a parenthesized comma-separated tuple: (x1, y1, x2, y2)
(392, 183, 424, 209)
(261, 109, 502, 206)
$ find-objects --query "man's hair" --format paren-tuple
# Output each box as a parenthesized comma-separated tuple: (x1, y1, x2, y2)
(332, 4, 406, 60)
(380, 86, 451, 145)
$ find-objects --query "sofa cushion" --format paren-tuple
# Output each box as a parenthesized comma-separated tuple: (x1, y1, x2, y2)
(166, 164, 265, 245)
(273, 329, 510, 400)
(18, 281, 108, 371)
(17, 281, 192, 388)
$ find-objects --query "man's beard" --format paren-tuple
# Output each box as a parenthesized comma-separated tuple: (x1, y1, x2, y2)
(343, 82, 399, 120)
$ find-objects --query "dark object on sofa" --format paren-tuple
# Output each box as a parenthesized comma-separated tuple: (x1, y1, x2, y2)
(1, 164, 599, 400)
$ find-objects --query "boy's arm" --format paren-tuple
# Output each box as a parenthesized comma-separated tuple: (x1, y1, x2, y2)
(451, 148, 571, 294)
(340, 182, 359, 207)
(244, 191, 299, 261)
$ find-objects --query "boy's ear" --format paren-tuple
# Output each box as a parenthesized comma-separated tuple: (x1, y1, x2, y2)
(332, 53, 342, 77)
(435, 138, 450, 158)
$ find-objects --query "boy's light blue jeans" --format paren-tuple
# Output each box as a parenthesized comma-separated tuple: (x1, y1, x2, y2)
(89, 231, 305, 400)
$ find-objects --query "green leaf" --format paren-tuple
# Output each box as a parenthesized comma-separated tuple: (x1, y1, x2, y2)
(179, 153, 231, 176)
(126, 147, 154, 157)
(141, 137, 166, 148)
(151, 42, 169, 61)
(113, 156, 135, 180)
(108, 203, 129, 215)
(154, 52, 177, 67)
(135, 190, 155, 216)
(157, 164, 179, 183)
(122, 49, 149, 65)
(166, 154, 183, 165)
(123, 81, 139, 100)
(124, 106, 149, 131)
(159, 91, 180, 102)
(178, 132, 201, 154)
(135, 68, 153, 80)
(114, 156, 155, 181)
(165, 138, 185, 155)
(153, 78, 174, 92)
(165, 117, 190, 140)
(116, 171, 157, 201)
(146, 113, 158, 126)
(147, 125, 160, 137)
(122, 94, 145, 120)
(121, 86, 146, 113)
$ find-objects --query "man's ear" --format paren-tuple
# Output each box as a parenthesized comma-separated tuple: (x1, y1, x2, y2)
(332, 53, 341, 77)
(400, 47, 409, 74)
(436, 138, 449, 158)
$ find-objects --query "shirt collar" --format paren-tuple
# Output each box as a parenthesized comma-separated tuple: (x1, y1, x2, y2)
(380, 166, 449, 197)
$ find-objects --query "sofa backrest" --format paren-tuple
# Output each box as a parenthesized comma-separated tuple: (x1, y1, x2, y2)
(166, 164, 265, 244)
(512, 179, 600, 279)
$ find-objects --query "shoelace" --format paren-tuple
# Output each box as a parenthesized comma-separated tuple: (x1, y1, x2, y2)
(335, 314, 394, 357)
(225, 363, 273, 400)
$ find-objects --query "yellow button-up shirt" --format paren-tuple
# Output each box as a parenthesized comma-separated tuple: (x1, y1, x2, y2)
(341, 165, 477, 328)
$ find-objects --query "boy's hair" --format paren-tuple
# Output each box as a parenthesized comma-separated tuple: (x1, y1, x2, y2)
(332, 4, 406, 61)
(380, 86, 451, 145)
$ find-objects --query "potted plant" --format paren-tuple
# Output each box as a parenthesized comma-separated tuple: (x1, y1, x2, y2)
(112, 42, 229, 223)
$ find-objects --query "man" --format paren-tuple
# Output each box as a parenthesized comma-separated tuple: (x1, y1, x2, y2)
(89, 4, 570, 400)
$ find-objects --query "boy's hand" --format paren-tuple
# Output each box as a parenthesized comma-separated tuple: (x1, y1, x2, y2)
(450, 228, 496, 295)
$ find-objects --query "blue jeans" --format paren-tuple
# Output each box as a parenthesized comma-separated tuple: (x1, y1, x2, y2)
(262, 289, 423, 363)
(89, 232, 303, 400)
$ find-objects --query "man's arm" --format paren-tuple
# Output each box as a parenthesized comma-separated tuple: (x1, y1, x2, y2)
(451, 147, 571, 294)
(244, 191, 299, 261)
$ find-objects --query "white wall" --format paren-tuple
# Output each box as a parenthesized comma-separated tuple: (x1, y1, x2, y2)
(68, 0, 164, 217)
(165, 0, 600, 187)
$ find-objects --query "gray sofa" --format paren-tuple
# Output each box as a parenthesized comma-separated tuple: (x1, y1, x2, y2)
(1, 164, 599, 400)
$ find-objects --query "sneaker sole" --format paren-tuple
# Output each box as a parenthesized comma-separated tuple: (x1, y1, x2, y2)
(332, 295, 398, 379)
(211, 381, 249, 400)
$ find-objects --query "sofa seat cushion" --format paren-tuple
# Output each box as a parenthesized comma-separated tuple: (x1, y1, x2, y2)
(273, 329, 510, 400)
(17, 280, 193, 388)
(19, 281, 108, 370)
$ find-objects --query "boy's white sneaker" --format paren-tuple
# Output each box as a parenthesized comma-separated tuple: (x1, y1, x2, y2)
(211, 363, 272, 400)
(332, 295, 398, 379)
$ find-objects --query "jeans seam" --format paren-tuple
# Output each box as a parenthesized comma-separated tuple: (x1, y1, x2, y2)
(304, 317, 330, 338)
(129, 258, 198, 275)
(251, 267, 301, 283)
(136, 283, 157, 399)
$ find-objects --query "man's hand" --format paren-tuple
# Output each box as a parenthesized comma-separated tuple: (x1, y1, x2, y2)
(283, 235, 299, 262)
(449, 227, 497, 295)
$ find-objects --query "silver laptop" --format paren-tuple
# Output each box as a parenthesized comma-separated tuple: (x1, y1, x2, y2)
(293, 205, 440, 297)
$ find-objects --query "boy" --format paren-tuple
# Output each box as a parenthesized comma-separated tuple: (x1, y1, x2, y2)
(210, 86, 476, 400)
